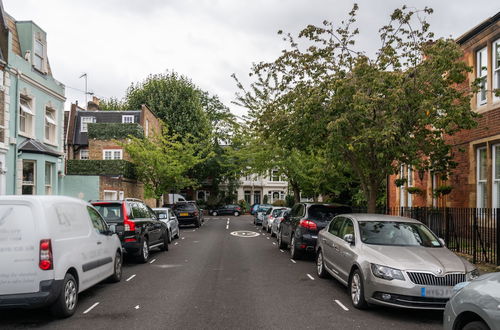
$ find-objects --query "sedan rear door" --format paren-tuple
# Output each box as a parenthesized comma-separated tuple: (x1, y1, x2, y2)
(321, 217, 345, 276)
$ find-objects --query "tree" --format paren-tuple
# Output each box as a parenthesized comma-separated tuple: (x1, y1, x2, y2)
(98, 97, 128, 110)
(235, 5, 477, 212)
(121, 130, 203, 207)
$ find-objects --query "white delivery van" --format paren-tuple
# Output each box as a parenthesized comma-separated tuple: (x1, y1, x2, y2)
(0, 196, 122, 318)
(165, 193, 187, 205)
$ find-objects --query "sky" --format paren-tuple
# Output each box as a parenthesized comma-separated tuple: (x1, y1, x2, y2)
(3, 0, 499, 117)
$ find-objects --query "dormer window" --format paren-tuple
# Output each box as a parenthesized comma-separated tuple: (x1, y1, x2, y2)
(81, 116, 96, 132)
(122, 115, 134, 123)
(34, 39, 45, 72)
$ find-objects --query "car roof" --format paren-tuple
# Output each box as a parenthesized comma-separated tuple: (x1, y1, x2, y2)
(345, 213, 421, 223)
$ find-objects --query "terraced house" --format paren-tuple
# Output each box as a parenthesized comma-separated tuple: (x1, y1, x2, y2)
(64, 101, 160, 205)
(0, 4, 66, 196)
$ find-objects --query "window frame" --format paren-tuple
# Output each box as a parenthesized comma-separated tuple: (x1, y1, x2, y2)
(476, 47, 488, 107)
(103, 149, 123, 160)
(122, 115, 135, 124)
(45, 162, 53, 195)
(33, 39, 45, 72)
(22, 160, 36, 195)
(44, 107, 57, 145)
(477, 147, 487, 208)
(80, 116, 96, 133)
(103, 190, 118, 200)
(493, 39, 500, 102)
(493, 144, 500, 209)
(19, 97, 34, 137)
(80, 149, 89, 160)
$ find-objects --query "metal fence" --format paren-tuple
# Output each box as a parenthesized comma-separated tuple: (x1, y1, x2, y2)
(354, 207, 500, 266)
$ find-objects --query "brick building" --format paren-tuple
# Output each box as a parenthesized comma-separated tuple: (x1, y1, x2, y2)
(389, 12, 500, 209)
(63, 101, 161, 205)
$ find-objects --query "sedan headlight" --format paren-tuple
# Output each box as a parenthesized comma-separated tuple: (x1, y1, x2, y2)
(370, 264, 405, 281)
(466, 269, 480, 281)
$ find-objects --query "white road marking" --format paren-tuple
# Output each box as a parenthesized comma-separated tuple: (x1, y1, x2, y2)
(126, 274, 136, 282)
(134, 305, 140, 310)
(267, 237, 270, 240)
(226, 225, 229, 229)
(83, 302, 99, 314)
(192, 229, 196, 232)
(272, 242, 276, 245)
(181, 237, 185, 240)
(290, 259, 296, 264)
(174, 242, 179, 245)
(335, 300, 349, 311)
(280, 249, 284, 253)
(307, 274, 315, 280)
(149, 259, 156, 264)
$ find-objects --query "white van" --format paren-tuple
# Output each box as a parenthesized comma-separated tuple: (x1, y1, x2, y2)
(0, 196, 122, 318)
(165, 193, 187, 205)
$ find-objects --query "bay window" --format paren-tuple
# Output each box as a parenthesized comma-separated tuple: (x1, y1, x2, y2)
(22, 160, 36, 195)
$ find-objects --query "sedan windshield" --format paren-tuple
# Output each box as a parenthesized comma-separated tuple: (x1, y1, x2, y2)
(358, 221, 442, 247)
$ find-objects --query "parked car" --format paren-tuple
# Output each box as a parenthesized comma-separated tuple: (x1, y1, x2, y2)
(315, 213, 478, 310)
(0, 196, 122, 318)
(250, 203, 260, 215)
(253, 204, 273, 225)
(271, 209, 290, 238)
(262, 207, 287, 233)
(210, 204, 242, 216)
(172, 202, 203, 227)
(278, 203, 352, 259)
(153, 207, 180, 241)
(92, 198, 169, 263)
(444, 272, 500, 330)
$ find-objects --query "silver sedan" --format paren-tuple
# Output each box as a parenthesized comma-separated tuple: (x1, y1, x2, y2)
(316, 214, 478, 310)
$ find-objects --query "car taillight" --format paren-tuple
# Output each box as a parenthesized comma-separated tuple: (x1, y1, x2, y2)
(299, 219, 317, 230)
(39, 239, 53, 270)
(123, 203, 135, 232)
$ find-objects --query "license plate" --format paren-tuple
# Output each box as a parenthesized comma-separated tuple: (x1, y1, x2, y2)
(180, 213, 189, 216)
(421, 287, 453, 298)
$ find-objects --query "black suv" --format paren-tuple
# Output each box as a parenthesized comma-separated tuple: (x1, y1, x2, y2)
(210, 204, 242, 216)
(278, 203, 352, 259)
(92, 198, 169, 263)
(172, 202, 203, 227)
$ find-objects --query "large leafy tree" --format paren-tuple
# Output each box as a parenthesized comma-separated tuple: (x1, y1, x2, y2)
(236, 5, 477, 212)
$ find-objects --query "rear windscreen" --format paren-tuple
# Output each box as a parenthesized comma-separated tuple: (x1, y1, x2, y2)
(94, 203, 124, 223)
(308, 205, 351, 222)
(174, 203, 196, 211)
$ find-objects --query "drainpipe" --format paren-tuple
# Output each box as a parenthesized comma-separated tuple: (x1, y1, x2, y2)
(11, 68, 20, 194)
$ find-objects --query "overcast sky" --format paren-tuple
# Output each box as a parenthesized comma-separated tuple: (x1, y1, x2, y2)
(3, 0, 499, 116)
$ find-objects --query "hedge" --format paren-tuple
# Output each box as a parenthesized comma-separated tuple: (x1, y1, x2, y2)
(67, 159, 137, 179)
(88, 123, 144, 140)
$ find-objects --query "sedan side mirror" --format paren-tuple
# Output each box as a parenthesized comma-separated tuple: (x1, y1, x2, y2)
(343, 234, 355, 245)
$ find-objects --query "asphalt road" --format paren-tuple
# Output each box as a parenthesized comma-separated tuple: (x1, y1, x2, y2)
(0, 215, 443, 329)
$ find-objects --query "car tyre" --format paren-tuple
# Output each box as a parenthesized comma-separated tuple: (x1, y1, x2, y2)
(234, 211, 240, 216)
(195, 220, 201, 228)
(270, 230, 275, 238)
(137, 238, 149, 263)
(212, 211, 218, 216)
(50, 273, 78, 318)
(349, 269, 368, 309)
(316, 250, 329, 279)
(278, 229, 287, 249)
(290, 235, 301, 260)
(160, 231, 169, 251)
(109, 251, 123, 282)
(462, 321, 489, 330)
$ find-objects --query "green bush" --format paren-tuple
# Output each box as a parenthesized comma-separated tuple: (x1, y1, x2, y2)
(238, 199, 249, 213)
(263, 195, 269, 204)
(67, 159, 137, 179)
(272, 199, 286, 207)
(285, 195, 295, 208)
(88, 123, 144, 140)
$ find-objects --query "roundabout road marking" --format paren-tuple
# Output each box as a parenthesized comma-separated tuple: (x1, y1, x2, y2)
(230, 230, 260, 238)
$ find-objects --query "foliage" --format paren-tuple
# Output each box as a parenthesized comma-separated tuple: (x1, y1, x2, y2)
(238, 199, 249, 213)
(394, 178, 407, 187)
(285, 195, 295, 208)
(88, 123, 144, 140)
(263, 194, 269, 204)
(434, 185, 453, 197)
(66, 159, 136, 179)
(406, 187, 424, 195)
(98, 97, 128, 110)
(120, 129, 204, 207)
(234, 4, 477, 212)
(272, 200, 286, 207)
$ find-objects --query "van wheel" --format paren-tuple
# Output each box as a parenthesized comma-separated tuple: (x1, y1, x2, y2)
(50, 273, 78, 318)
(109, 251, 122, 282)
(137, 238, 149, 263)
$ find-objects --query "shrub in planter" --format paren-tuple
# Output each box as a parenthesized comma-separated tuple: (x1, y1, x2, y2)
(394, 178, 407, 187)
(406, 187, 424, 195)
(433, 185, 453, 197)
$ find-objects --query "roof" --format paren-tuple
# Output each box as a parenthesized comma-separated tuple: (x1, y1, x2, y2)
(73, 110, 142, 145)
(4, 13, 20, 56)
(347, 213, 420, 223)
(18, 138, 63, 157)
(456, 12, 500, 45)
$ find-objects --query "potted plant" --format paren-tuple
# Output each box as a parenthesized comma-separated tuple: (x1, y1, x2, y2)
(406, 187, 424, 195)
(394, 178, 407, 187)
(434, 185, 453, 197)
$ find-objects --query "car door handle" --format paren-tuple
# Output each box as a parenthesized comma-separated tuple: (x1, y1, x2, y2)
(97, 241, 102, 245)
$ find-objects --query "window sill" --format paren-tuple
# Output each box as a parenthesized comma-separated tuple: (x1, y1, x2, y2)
(18, 132, 34, 139)
(43, 139, 58, 148)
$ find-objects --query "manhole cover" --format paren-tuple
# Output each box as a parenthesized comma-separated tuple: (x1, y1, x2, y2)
(230, 231, 260, 238)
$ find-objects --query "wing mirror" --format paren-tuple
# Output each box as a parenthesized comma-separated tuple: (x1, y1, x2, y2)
(438, 238, 446, 246)
(343, 234, 355, 245)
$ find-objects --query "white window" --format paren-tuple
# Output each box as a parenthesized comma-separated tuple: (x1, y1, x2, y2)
(119, 191, 125, 200)
(22, 160, 36, 195)
(477, 147, 487, 208)
(45, 107, 56, 144)
(493, 145, 500, 208)
(45, 162, 53, 195)
(103, 149, 122, 160)
(81, 116, 96, 132)
(494, 39, 500, 102)
(270, 169, 280, 182)
(477, 47, 488, 107)
(122, 115, 134, 123)
(19, 98, 34, 136)
(104, 190, 118, 200)
(34, 39, 45, 72)
(80, 149, 89, 160)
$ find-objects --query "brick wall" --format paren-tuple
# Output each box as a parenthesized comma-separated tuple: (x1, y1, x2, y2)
(88, 139, 131, 161)
(140, 105, 162, 137)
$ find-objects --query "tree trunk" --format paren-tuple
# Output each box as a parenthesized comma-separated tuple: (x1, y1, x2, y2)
(292, 183, 301, 204)
(366, 182, 379, 213)
(156, 198, 161, 208)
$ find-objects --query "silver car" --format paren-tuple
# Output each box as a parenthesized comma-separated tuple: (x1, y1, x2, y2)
(262, 207, 287, 233)
(153, 207, 180, 242)
(271, 209, 290, 238)
(316, 214, 478, 310)
(444, 272, 500, 330)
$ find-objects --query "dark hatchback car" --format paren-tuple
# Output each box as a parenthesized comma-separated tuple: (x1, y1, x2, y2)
(210, 204, 242, 216)
(278, 203, 352, 259)
(91, 198, 169, 263)
(173, 202, 202, 227)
